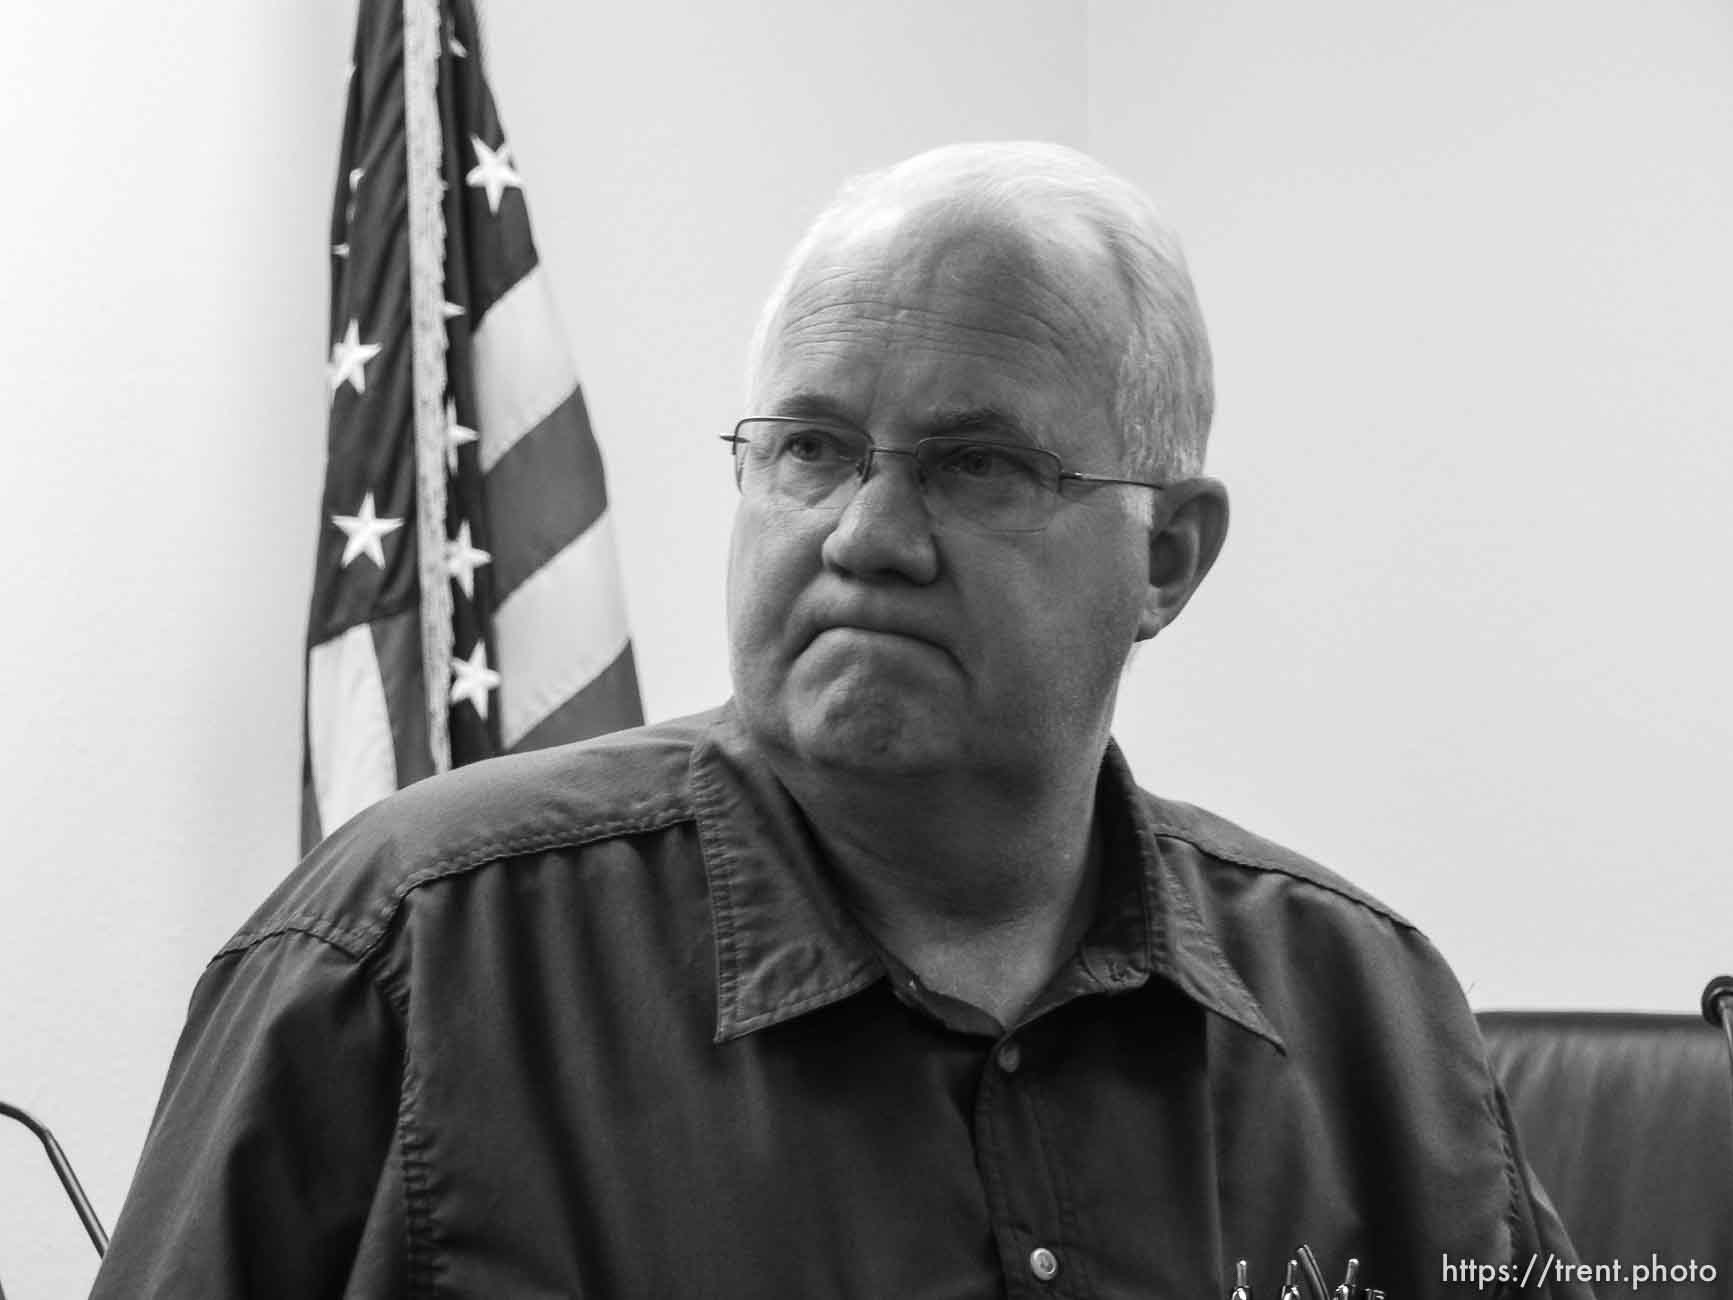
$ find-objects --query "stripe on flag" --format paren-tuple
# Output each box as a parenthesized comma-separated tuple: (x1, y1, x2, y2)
(371, 606, 436, 787)
(495, 512, 633, 749)
(308, 622, 399, 836)
(473, 264, 579, 474)
(483, 388, 608, 603)
(510, 646, 643, 755)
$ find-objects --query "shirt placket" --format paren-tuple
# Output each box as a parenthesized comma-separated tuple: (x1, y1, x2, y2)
(974, 1021, 1095, 1299)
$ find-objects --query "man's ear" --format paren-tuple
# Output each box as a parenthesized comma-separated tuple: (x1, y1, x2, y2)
(1135, 476, 1229, 641)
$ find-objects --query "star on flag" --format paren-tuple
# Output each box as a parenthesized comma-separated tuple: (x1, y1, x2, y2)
(328, 319, 382, 395)
(465, 136, 523, 215)
(444, 398, 479, 472)
(445, 520, 492, 600)
(450, 642, 501, 719)
(331, 491, 404, 569)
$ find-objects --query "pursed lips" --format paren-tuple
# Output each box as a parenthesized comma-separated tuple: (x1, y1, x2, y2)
(800, 612, 956, 663)
(818, 625, 936, 650)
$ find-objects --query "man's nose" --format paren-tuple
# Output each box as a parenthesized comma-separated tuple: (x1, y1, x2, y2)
(819, 449, 939, 583)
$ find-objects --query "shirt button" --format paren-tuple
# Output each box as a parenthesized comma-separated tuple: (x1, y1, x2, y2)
(995, 1040, 1022, 1073)
(1029, 1246, 1060, 1282)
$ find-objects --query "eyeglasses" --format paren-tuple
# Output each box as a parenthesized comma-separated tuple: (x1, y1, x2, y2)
(721, 417, 1165, 534)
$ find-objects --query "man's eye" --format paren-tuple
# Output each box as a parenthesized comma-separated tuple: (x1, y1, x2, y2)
(778, 429, 842, 462)
(942, 445, 1021, 478)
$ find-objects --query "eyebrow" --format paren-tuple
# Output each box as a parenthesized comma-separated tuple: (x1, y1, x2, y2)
(925, 406, 1034, 444)
(766, 392, 856, 425)
(765, 394, 1037, 445)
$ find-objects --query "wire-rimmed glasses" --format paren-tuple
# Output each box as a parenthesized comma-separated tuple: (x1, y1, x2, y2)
(721, 417, 1164, 534)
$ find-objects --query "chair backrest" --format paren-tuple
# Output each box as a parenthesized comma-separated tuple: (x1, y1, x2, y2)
(1478, 1011, 1732, 1288)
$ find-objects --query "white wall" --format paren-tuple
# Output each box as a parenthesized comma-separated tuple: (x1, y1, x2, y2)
(1089, 0, 1733, 1011)
(1, 4, 350, 1295)
(2, 1, 1727, 1294)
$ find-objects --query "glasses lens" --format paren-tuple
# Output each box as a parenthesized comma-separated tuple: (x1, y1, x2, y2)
(917, 437, 1059, 532)
(733, 420, 867, 509)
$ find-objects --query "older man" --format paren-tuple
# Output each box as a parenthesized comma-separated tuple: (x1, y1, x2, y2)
(94, 143, 1585, 1298)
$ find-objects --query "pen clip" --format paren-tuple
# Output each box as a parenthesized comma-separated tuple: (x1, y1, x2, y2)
(1294, 1245, 1332, 1300)
(1333, 1257, 1360, 1300)
(1231, 1258, 1254, 1300)
(1279, 1259, 1302, 1300)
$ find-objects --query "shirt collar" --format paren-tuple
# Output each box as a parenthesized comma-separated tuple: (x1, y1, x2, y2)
(1098, 741, 1286, 1053)
(691, 704, 1283, 1053)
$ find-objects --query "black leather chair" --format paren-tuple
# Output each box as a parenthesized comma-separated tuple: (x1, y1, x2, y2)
(1479, 1012, 1732, 1295)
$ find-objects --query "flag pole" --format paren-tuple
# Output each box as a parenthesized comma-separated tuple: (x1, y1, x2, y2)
(403, 0, 454, 773)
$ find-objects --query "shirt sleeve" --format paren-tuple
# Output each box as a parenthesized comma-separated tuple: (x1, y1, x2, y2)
(90, 930, 410, 1299)
(1494, 1082, 1599, 1300)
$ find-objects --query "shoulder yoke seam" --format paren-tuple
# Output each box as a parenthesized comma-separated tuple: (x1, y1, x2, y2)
(218, 807, 697, 963)
(212, 916, 380, 964)
(1148, 824, 1419, 935)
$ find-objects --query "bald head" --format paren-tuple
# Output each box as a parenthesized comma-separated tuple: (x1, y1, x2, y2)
(747, 142, 1215, 480)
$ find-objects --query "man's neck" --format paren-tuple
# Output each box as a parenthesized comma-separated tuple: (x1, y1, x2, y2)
(775, 759, 1104, 1030)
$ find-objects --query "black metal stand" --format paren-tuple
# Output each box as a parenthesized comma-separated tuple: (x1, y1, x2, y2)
(0, 1099, 109, 1258)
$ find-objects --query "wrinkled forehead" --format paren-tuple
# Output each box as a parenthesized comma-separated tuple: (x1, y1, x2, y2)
(759, 198, 1133, 403)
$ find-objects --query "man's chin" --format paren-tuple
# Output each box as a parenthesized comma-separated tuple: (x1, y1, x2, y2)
(784, 697, 958, 777)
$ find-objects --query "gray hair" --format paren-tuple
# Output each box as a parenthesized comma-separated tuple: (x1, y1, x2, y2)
(745, 141, 1215, 482)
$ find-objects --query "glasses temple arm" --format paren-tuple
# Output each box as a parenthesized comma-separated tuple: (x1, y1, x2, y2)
(1059, 471, 1166, 490)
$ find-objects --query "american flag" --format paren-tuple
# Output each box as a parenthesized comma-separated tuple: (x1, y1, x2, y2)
(302, 0, 642, 853)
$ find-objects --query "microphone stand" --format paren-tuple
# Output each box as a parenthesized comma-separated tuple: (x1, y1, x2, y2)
(0, 1100, 108, 1261)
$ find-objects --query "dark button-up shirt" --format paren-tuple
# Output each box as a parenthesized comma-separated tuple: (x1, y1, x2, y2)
(94, 705, 1586, 1298)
